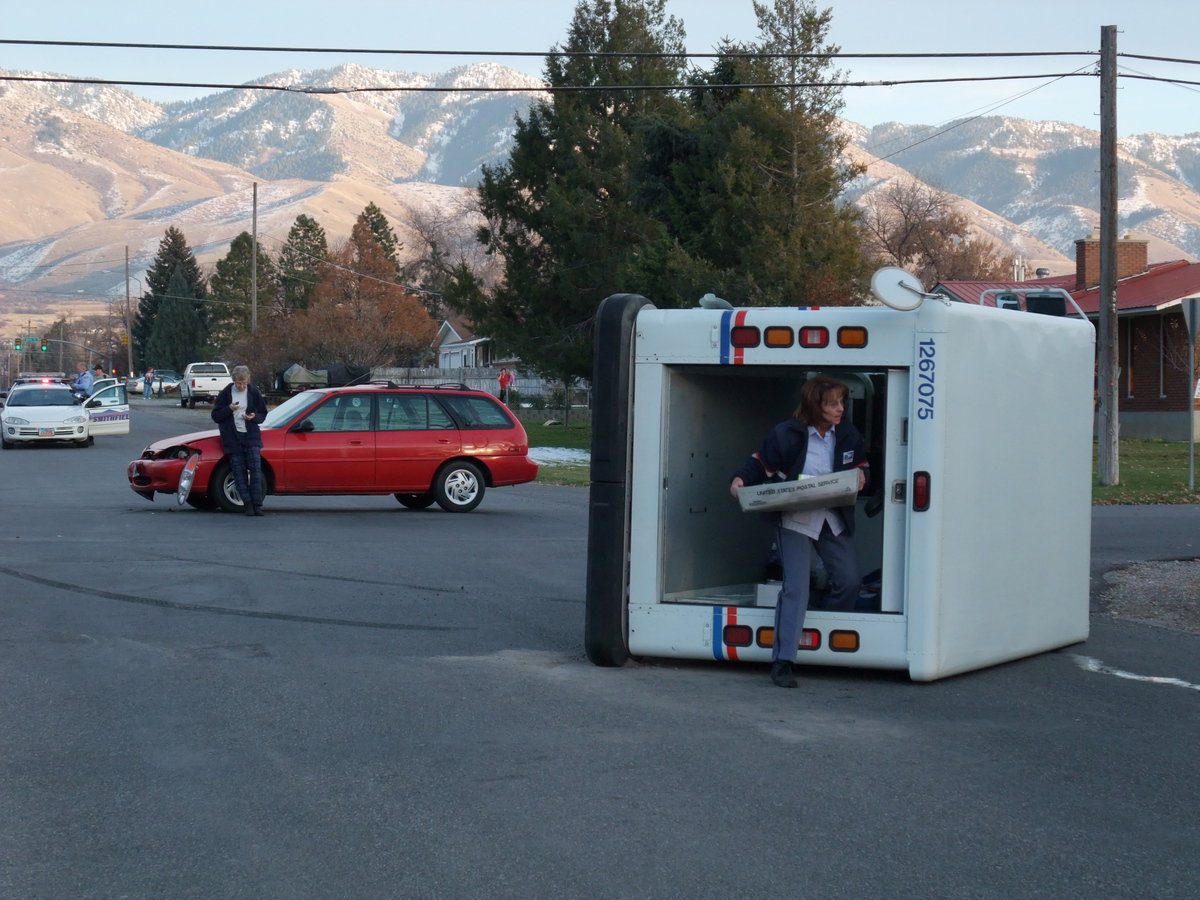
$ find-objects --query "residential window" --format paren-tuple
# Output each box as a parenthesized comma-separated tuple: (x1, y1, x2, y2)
(1124, 317, 1134, 398)
(1159, 316, 1167, 399)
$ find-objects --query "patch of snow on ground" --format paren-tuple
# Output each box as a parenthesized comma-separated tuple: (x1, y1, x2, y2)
(529, 447, 590, 466)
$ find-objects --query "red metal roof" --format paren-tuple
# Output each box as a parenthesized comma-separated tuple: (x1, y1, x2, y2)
(936, 276, 1076, 306)
(936, 260, 1200, 315)
(1070, 260, 1200, 314)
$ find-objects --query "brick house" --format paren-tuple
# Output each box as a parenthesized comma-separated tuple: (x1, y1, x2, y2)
(936, 234, 1200, 440)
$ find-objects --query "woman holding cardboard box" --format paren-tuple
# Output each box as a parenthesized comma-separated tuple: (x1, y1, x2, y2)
(730, 376, 870, 688)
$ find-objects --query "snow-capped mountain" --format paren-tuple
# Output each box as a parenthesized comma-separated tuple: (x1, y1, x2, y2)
(846, 116, 1200, 264)
(2, 63, 1198, 328)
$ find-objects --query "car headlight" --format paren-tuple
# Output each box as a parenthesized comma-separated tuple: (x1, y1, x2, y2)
(3, 416, 30, 425)
(63, 415, 87, 425)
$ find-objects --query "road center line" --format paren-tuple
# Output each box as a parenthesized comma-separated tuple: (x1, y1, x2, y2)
(1071, 654, 1200, 692)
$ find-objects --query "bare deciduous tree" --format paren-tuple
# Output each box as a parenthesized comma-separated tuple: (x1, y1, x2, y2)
(861, 179, 1013, 288)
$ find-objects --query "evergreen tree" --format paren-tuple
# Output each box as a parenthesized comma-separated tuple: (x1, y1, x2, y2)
(277, 214, 327, 312)
(455, 0, 690, 387)
(144, 266, 207, 371)
(650, 1, 867, 306)
(358, 202, 402, 275)
(133, 227, 207, 367)
(207, 232, 278, 352)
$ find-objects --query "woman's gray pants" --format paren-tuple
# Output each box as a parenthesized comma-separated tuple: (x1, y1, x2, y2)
(772, 522, 861, 661)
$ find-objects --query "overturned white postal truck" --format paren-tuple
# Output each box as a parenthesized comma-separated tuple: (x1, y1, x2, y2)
(585, 273, 1095, 681)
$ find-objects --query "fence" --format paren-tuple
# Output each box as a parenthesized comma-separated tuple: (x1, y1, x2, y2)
(372, 366, 591, 409)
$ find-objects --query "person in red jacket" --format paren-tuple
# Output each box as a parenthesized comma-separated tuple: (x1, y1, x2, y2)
(497, 367, 514, 404)
(730, 376, 869, 688)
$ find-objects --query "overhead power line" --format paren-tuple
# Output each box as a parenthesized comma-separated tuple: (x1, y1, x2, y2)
(0, 37, 1102, 61)
(0, 71, 1098, 95)
(1118, 52, 1200, 66)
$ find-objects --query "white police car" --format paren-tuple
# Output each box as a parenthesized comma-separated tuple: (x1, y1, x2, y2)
(1, 381, 130, 449)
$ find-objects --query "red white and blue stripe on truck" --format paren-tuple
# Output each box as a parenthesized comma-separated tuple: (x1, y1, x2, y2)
(719, 308, 823, 365)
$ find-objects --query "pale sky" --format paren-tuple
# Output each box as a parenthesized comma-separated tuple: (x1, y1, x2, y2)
(1, 0, 1196, 136)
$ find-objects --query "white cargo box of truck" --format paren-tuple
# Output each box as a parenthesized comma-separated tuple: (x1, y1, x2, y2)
(585, 278, 1095, 681)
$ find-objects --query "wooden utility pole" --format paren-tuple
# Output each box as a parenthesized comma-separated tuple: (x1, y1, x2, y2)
(251, 182, 259, 333)
(124, 246, 134, 377)
(1097, 25, 1120, 485)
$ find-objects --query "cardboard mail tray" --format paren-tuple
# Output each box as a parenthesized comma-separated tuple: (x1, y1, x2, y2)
(737, 469, 859, 513)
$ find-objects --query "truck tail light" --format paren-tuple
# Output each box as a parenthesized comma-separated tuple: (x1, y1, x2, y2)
(722, 624, 753, 647)
(837, 326, 868, 348)
(730, 326, 760, 347)
(798, 326, 828, 348)
(756, 627, 821, 650)
(913, 471, 931, 511)
(829, 630, 860, 652)
(764, 326, 793, 347)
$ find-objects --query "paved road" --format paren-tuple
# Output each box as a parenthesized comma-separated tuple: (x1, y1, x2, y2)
(1, 401, 1197, 898)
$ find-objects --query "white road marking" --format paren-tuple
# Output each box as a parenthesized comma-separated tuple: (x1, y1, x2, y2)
(1071, 655, 1200, 692)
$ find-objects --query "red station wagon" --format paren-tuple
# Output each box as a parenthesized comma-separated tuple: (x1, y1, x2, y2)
(128, 383, 539, 513)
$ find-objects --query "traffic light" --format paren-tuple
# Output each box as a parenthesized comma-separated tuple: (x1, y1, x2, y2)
(40, 339, 49, 352)
(13, 337, 21, 350)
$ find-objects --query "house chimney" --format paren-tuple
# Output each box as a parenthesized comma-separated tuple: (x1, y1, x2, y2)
(1075, 232, 1150, 290)
(1117, 233, 1149, 280)
(1075, 233, 1101, 290)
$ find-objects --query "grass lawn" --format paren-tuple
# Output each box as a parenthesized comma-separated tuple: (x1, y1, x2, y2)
(523, 419, 591, 487)
(1092, 440, 1200, 505)
(527, 419, 1200, 504)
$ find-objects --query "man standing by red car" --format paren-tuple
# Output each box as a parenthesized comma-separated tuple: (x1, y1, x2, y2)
(211, 365, 269, 516)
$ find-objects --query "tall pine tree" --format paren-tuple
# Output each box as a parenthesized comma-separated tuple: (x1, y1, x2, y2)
(208, 232, 278, 352)
(454, 0, 690, 387)
(133, 227, 207, 368)
(276, 214, 328, 312)
(144, 266, 207, 372)
(358, 203, 402, 275)
(650, 0, 867, 306)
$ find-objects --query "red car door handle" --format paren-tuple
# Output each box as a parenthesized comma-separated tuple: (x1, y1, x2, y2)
(349, 440, 364, 446)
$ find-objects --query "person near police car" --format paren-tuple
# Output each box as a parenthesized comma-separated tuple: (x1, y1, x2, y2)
(211, 365, 269, 516)
(71, 363, 94, 394)
(729, 376, 869, 688)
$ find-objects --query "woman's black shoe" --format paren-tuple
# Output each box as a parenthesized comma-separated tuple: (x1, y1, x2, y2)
(243, 505, 255, 517)
(770, 660, 798, 688)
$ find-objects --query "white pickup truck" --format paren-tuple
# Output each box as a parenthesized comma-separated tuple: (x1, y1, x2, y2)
(179, 362, 232, 408)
